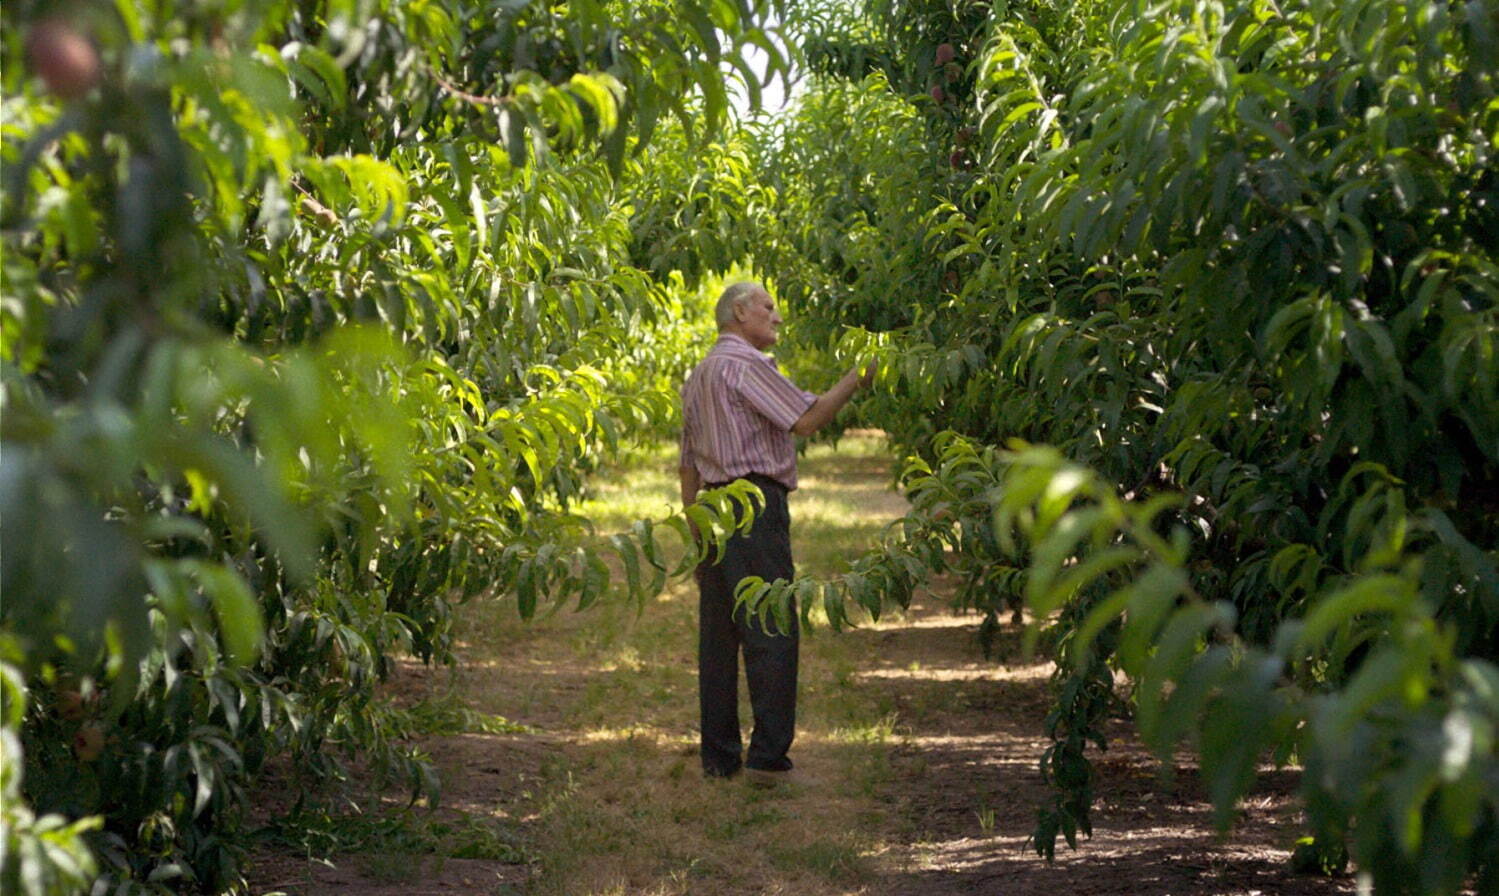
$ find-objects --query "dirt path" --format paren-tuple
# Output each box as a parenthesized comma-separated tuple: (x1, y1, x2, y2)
(246, 435, 1354, 895)
(850, 596, 1352, 896)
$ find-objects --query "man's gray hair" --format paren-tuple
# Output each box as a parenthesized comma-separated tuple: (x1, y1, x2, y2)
(716, 281, 764, 329)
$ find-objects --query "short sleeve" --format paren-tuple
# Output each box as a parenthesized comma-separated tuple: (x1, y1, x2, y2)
(734, 358, 817, 432)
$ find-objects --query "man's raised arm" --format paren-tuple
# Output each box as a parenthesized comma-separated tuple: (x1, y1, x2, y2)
(790, 365, 875, 437)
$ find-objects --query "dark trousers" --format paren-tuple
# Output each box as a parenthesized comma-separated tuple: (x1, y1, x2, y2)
(698, 474, 798, 776)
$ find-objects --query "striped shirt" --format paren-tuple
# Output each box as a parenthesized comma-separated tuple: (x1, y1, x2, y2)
(680, 333, 817, 491)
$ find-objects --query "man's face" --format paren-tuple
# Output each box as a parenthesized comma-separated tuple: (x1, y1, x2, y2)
(737, 289, 782, 350)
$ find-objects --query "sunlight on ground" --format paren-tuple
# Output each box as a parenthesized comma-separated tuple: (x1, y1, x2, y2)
(576, 726, 696, 745)
(572, 720, 907, 750)
(858, 664, 1051, 683)
(459, 431, 916, 896)
(867, 612, 972, 630)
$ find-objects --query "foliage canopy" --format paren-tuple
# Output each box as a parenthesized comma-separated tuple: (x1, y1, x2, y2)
(2, 0, 1496, 893)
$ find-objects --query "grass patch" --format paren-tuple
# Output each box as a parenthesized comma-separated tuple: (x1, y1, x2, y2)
(264, 805, 529, 875)
(387, 692, 535, 737)
(769, 839, 869, 881)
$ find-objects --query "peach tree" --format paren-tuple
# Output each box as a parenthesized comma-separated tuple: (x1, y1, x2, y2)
(742, 0, 1497, 892)
(1, 0, 777, 891)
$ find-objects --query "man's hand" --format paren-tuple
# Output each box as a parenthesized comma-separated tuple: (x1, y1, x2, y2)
(858, 361, 877, 389)
(791, 363, 874, 437)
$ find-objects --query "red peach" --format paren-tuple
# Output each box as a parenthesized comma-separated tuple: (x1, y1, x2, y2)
(25, 19, 100, 100)
(73, 723, 105, 761)
(57, 690, 86, 721)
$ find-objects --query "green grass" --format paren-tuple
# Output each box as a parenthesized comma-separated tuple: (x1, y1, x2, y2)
(768, 839, 870, 881)
(264, 805, 529, 879)
(387, 692, 535, 737)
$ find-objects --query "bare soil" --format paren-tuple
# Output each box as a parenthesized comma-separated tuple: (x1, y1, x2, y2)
(850, 598, 1354, 896)
(244, 726, 542, 895)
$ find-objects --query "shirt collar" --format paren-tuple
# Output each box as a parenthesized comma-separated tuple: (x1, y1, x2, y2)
(714, 332, 768, 357)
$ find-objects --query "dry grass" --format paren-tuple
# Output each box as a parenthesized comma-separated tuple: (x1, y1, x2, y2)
(446, 431, 910, 896)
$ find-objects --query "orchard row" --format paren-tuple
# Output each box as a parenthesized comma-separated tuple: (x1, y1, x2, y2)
(2, 1, 1495, 894)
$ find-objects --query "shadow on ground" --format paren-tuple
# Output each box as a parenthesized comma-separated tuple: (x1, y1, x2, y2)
(857, 595, 1355, 896)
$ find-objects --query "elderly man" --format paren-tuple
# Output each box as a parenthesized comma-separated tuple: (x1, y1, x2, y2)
(678, 281, 873, 782)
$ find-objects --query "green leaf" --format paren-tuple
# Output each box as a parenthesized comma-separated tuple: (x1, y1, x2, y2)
(1295, 574, 1418, 654)
(285, 43, 348, 112)
(191, 563, 263, 665)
